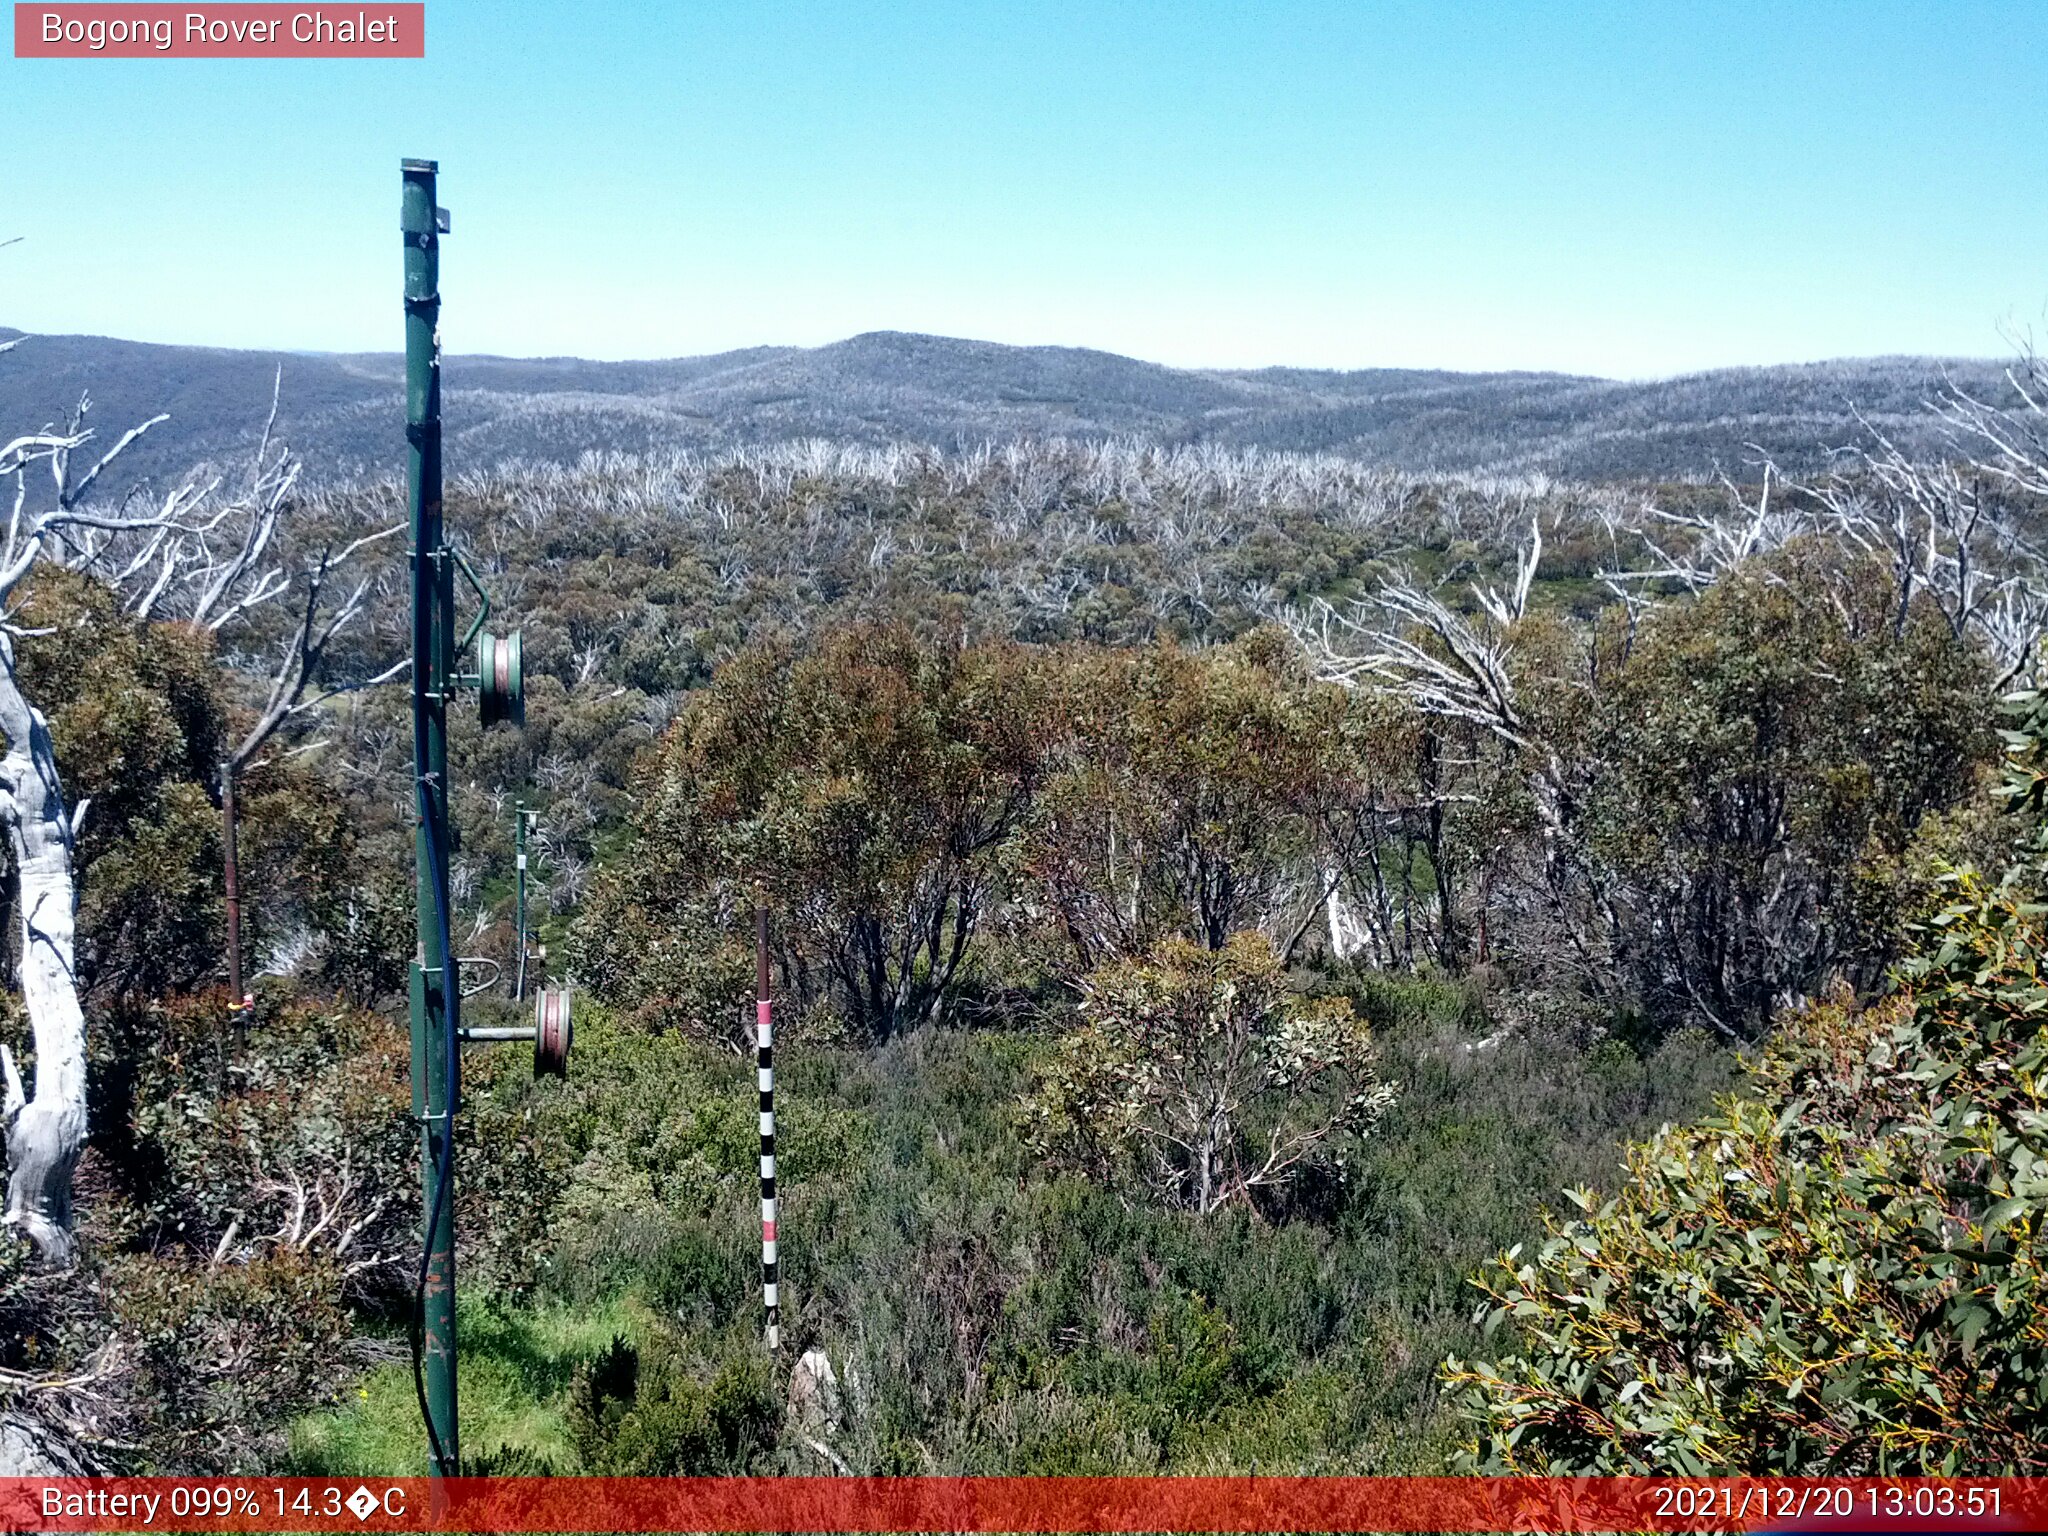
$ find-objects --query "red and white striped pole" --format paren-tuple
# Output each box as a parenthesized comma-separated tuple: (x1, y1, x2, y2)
(755, 900, 779, 1354)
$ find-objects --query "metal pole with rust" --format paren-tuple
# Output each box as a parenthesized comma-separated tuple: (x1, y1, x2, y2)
(403, 155, 460, 1478)
(756, 900, 779, 1353)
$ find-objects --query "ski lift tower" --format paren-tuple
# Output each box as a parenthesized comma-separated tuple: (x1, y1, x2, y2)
(403, 158, 542, 1477)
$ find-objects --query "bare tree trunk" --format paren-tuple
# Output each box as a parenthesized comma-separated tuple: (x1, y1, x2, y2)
(0, 641, 86, 1266)
(1421, 730, 1460, 966)
(0, 1410, 90, 1475)
(1323, 866, 1356, 962)
(221, 759, 245, 1013)
(0, 365, 396, 1267)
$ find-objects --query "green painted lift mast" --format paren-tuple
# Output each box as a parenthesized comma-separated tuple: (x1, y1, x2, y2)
(400, 155, 546, 1480)
(403, 157, 460, 1478)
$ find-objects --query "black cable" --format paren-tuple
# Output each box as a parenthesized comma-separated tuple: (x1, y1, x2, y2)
(408, 575, 459, 1479)
(409, 798, 458, 1477)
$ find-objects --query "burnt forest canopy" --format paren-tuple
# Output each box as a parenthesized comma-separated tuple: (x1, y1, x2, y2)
(0, 324, 2014, 486)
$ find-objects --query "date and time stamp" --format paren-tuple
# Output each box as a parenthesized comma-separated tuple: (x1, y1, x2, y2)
(1650, 1478, 2008, 1524)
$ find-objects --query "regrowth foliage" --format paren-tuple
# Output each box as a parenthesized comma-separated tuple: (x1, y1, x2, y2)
(1445, 686, 2048, 1474)
(1025, 933, 1394, 1216)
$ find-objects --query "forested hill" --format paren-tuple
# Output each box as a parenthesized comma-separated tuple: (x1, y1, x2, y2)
(0, 324, 2012, 485)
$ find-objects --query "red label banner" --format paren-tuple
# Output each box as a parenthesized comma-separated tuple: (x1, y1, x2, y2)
(13, 4, 424, 57)
(0, 1476, 2042, 1532)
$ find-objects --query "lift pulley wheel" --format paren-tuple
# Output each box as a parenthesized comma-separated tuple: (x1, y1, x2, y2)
(478, 629, 524, 729)
(534, 986, 572, 1078)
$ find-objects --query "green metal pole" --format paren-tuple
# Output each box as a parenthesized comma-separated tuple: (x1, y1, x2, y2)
(403, 156, 459, 1478)
(514, 798, 527, 1002)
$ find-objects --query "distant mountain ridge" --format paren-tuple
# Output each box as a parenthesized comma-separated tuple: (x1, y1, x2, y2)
(0, 326, 2012, 486)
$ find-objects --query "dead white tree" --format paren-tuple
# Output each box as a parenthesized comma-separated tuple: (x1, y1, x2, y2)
(0, 399, 234, 1262)
(1474, 516, 1542, 629)
(1796, 360, 2048, 688)
(1933, 346, 2048, 501)
(1289, 560, 1534, 753)
(229, 1153, 393, 1280)
(1599, 357, 2048, 690)
(0, 422, 96, 1263)
(52, 377, 403, 1002)
(1598, 465, 1807, 598)
(1, 359, 395, 1264)
(1283, 518, 1617, 995)
(211, 518, 406, 1004)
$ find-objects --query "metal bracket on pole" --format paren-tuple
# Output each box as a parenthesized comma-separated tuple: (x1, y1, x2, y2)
(449, 545, 492, 660)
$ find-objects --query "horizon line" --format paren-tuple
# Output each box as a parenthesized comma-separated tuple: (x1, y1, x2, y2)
(0, 321, 2012, 388)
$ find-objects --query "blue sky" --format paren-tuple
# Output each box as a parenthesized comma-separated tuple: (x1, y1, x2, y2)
(2, 1, 2043, 376)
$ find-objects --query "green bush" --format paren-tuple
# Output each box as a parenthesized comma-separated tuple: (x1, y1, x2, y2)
(1025, 932, 1394, 1215)
(567, 1331, 778, 1474)
(1444, 686, 2048, 1474)
(1583, 546, 1992, 1033)
(107, 1249, 357, 1470)
(1011, 632, 1363, 970)
(572, 623, 1049, 1041)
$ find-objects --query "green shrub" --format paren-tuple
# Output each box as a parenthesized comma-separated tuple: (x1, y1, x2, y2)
(120, 995, 414, 1269)
(1582, 546, 1992, 1033)
(1444, 686, 2048, 1474)
(1025, 932, 1394, 1215)
(567, 1331, 778, 1474)
(108, 1249, 356, 1470)
(572, 623, 1049, 1041)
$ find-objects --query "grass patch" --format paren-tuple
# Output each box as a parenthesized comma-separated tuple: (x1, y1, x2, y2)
(288, 1294, 648, 1475)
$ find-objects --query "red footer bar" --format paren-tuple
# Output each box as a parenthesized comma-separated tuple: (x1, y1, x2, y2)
(3, 1477, 2044, 1532)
